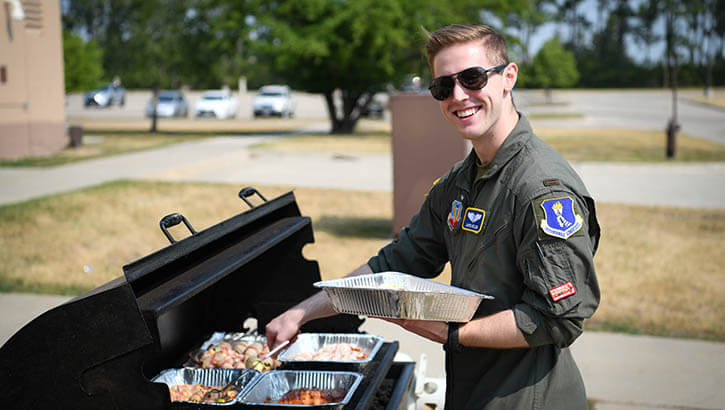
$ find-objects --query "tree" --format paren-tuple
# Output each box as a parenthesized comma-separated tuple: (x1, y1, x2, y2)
(62, 30, 104, 92)
(529, 36, 579, 102)
(245, 0, 528, 133)
(242, 0, 429, 133)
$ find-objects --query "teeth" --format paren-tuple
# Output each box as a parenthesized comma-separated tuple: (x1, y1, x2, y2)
(456, 107, 478, 118)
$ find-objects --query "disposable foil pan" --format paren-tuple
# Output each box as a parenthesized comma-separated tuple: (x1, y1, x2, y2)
(314, 271, 493, 322)
(152, 367, 260, 405)
(277, 333, 383, 367)
(239, 370, 363, 407)
(183, 331, 272, 368)
(200, 331, 267, 350)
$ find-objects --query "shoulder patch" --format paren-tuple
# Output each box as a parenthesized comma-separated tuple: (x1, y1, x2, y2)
(462, 208, 485, 234)
(537, 196, 583, 239)
(549, 281, 576, 301)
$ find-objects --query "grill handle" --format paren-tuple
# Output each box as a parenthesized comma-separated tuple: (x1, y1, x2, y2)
(238, 186, 268, 209)
(159, 212, 197, 244)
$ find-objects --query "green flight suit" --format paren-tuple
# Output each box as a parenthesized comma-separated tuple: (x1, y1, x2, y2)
(368, 114, 601, 409)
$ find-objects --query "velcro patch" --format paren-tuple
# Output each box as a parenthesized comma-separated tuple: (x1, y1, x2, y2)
(538, 196, 583, 239)
(549, 281, 576, 302)
(447, 200, 463, 231)
(462, 208, 485, 234)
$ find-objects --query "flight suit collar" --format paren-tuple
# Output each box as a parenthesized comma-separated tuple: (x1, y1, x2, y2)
(454, 112, 531, 191)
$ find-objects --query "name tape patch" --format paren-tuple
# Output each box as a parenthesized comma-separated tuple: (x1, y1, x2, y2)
(549, 281, 576, 302)
(462, 208, 485, 234)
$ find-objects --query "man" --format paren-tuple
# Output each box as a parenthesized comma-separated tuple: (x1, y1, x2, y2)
(266, 24, 600, 409)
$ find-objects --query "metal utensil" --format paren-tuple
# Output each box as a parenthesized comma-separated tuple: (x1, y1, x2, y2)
(201, 340, 290, 402)
(247, 339, 290, 370)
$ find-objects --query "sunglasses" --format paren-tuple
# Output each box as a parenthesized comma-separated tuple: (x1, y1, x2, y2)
(428, 64, 508, 101)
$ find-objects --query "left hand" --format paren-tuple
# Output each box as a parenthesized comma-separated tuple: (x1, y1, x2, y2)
(375, 317, 449, 344)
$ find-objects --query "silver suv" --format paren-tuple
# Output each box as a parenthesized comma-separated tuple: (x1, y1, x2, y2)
(84, 83, 126, 107)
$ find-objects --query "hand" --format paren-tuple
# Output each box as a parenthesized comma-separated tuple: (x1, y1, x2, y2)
(375, 317, 449, 344)
(265, 308, 304, 349)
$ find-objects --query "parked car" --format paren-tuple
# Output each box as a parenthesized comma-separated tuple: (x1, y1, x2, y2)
(84, 83, 126, 107)
(253, 85, 295, 117)
(145, 90, 188, 118)
(193, 90, 238, 119)
(360, 100, 385, 118)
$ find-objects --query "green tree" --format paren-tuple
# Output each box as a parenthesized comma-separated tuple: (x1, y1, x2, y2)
(529, 36, 578, 101)
(245, 0, 528, 133)
(62, 30, 104, 92)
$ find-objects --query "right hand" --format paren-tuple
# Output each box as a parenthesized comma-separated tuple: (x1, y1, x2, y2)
(265, 308, 304, 349)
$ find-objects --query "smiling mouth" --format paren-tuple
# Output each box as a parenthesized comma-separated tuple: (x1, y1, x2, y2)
(455, 106, 480, 118)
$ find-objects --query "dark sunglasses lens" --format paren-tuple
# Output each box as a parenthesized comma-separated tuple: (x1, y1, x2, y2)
(429, 77, 454, 101)
(458, 67, 487, 89)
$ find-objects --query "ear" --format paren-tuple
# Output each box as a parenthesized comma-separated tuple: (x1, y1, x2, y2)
(502, 63, 518, 94)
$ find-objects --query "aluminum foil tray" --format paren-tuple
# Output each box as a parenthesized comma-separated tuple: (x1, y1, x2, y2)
(314, 271, 493, 322)
(152, 367, 261, 405)
(277, 333, 383, 367)
(183, 331, 275, 369)
(199, 331, 267, 350)
(239, 370, 362, 407)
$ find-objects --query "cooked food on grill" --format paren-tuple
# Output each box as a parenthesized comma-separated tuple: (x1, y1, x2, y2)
(268, 388, 347, 405)
(292, 342, 368, 361)
(195, 341, 280, 371)
(168, 383, 238, 403)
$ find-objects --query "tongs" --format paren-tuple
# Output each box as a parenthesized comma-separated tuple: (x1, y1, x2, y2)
(201, 339, 290, 402)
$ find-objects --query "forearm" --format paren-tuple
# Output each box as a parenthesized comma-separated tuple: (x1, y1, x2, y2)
(458, 309, 529, 349)
(266, 264, 373, 347)
(288, 264, 374, 325)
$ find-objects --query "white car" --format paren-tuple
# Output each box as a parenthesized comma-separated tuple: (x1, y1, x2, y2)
(194, 90, 238, 119)
(145, 90, 188, 118)
(253, 85, 295, 118)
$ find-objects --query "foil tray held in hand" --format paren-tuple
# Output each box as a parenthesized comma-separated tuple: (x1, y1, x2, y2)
(314, 271, 493, 322)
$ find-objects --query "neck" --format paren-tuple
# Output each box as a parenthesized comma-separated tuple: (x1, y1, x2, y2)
(472, 104, 518, 164)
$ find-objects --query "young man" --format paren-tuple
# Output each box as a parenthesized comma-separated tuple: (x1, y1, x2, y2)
(266, 24, 601, 409)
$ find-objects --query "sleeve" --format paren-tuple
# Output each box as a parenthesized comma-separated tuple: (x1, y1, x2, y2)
(512, 190, 601, 348)
(367, 177, 450, 278)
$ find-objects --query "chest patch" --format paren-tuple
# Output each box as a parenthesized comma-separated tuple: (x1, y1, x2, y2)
(461, 208, 486, 234)
(447, 200, 463, 231)
(539, 197, 583, 239)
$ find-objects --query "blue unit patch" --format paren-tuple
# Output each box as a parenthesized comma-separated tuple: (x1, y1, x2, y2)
(462, 208, 486, 234)
(539, 197, 583, 239)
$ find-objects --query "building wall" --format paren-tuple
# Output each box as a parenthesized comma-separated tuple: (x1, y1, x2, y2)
(0, 0, 66, 160)
(390, 93, 470, 235)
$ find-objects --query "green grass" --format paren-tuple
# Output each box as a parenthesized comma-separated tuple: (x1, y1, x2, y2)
(1, 181, 723, 342)
(0, 132, 210, 167)
(536, 128, 725, 162)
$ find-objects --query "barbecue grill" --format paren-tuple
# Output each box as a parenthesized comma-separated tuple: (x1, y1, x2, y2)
(0, 188, 415, 409)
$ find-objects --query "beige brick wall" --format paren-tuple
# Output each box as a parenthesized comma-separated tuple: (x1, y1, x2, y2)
(0, 0, 66, 160)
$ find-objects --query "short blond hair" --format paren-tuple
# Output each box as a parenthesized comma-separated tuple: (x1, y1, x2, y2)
(425, 24, 509, 73)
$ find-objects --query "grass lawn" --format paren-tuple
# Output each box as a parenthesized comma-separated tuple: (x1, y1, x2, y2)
(0, 181, 723, 342)
(3, 116, 725, 167)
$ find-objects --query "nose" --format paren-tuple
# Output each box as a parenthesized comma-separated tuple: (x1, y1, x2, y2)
(449, 79, 468, 100)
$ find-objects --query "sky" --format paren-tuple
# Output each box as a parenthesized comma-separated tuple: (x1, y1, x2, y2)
(522, 0, 667, 64)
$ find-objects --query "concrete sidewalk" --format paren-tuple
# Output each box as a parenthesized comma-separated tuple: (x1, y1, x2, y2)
(1, 136, 724, 209)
